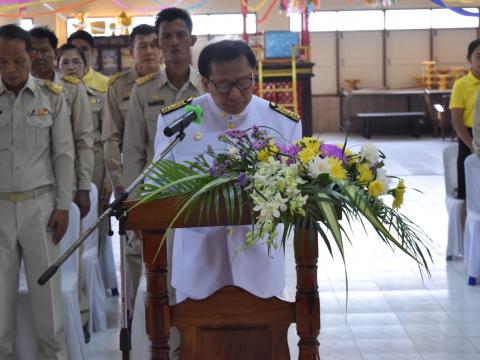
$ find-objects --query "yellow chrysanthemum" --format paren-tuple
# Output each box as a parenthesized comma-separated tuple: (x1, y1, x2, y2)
(328, 157, 347, 180)
(368, 180, 384, 197)
(357, 163, 373, 186)
(298, 147, 317, 164)
(392, 179, 406, 209)
(296, 137, 320, 156)
(257, 148, 270, 162)
(269, 140, 279, 154)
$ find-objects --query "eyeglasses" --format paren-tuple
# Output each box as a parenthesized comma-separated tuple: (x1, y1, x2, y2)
(208, 73, 254, 94)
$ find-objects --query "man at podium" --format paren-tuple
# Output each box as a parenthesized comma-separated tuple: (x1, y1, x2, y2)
(153, 40, 302, 303)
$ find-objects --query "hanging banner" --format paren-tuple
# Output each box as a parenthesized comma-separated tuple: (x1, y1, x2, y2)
(0, 0, 63, 12)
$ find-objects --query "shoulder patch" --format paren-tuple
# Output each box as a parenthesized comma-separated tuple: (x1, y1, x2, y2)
(109, 72, 121, 85)
(44, 80, 63, 95)
(62, 75, 80, 85)
(269, 102, 300, 122)
(135, 72, 158, 87)
(160, 97, 194, 115)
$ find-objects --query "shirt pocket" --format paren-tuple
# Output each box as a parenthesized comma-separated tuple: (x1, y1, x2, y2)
(25, 113, 52, 150)
(0, 110, 11, 150)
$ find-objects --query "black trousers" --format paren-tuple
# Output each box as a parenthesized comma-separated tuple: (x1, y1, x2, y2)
(457, 127, 473, 199)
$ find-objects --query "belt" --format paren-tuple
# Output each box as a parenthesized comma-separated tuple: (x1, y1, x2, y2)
(0, 184, 53, 202)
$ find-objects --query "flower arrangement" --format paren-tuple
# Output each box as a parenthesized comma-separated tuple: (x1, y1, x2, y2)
(140, 126, 431, 272)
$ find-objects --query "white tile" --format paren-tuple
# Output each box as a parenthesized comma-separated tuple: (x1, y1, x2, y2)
(421, 354, 480, 360)
(403, 324, 463, 338)
(396, 311, 456, 325)
(350, 325, 409, 339)
(345, 313, 401, 326)
(412, 337, 477, 353)
(356, 338, 418, 354)
(362, 355, 422, 360)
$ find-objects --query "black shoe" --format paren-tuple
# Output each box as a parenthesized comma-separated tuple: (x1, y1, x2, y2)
(111, 287, 119, 296)
(83, 324, 91, 344)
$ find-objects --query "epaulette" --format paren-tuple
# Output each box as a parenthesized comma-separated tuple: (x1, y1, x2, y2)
(44, 80, 63, 95)
(135, 72, 158, 87)
(62, 75, 80, 85)
(269, 102, 300, 122)
(109, 71, 125, 85)
(161, 97, 194, 115)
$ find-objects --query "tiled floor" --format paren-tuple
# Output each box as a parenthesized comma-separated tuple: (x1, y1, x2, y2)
(87, 133, 480, 360)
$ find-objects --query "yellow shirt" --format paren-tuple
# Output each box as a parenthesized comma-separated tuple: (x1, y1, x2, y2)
(449, 71, 480, 128)
(83, 67, 109, 94)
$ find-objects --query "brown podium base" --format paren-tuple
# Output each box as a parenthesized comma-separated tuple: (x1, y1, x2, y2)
(172, 286, 294, 360)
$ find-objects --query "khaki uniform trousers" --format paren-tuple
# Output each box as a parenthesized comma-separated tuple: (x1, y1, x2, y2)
(0, 191, 66, 360)
(78, 147, 110, 326)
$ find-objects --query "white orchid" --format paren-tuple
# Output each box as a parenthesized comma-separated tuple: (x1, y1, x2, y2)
(360, 144, 380, 164)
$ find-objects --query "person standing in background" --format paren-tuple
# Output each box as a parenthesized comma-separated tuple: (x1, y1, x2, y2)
(29, 26, 94, 219)
(122, 7, 204, 331)
(0, 24, 74, 359)
(58, 43, 112, 343)
(450, 39, 480, 231)
(102, 24, 162, 320)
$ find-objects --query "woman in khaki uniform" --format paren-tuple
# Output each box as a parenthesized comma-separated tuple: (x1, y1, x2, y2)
(58, 44, 112, 341)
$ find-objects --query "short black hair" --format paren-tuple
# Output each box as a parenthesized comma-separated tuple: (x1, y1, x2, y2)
(198, 40, 256, 78)
(467, 39, 480, 59)
(58, 43, 87, 65)
(130, 24, 156, 45)
(155, 7, 193, 35)
(68, 30, 94, 49)
(0, 24, 32, 52)
(29, 26, 58, 49)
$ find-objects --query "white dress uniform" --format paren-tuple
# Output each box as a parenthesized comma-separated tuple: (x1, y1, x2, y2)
(153, 93, 302, 303)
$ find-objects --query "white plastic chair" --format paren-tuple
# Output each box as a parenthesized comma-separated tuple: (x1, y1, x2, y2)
(464, 154, 480, 284)
(442, 144, 464, 260)
(82, 183, 107, 332)
(99, 193, 118, 293)
(16, 202, 87, 360)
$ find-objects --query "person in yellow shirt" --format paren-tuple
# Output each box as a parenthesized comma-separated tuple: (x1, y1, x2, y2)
(449, 39, 480, 206)
(67, 30, 109, 95)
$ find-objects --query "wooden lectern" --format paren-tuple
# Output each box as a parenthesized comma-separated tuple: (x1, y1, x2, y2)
(126, 196, 320, 359)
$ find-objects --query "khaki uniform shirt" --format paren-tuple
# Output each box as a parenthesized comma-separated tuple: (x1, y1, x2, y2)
(83, 67, 109, 94)
(122, 65, 204, 186)
(102, 67, 139, 189)
(54, 72, 94, 191)
(0, 74, 74, 210)
(85, 82, 106, 153)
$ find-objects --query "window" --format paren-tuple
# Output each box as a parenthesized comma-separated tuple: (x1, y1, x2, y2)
(432, 8, 478, 29)
(337, 11, 384, 31)
(385, 9, 431, 30)
(192, 13, 256, 35)
(68, 13, 256, 38)
(290, 11, 338, 32)
(20, 19, 33, 31)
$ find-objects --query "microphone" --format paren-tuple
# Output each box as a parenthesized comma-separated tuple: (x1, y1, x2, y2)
(163, 104, 203, 137)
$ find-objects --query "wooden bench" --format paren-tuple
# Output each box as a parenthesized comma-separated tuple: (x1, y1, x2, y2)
(357, 111, 425, 139)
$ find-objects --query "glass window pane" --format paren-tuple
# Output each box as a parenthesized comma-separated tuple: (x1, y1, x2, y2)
(290, 12, 338, 32)
(432, 8, 478, 29)
(192, 14, 210, 35)
(338, 10, 384, 31)
(20, 19, 33, 31)
(131, 16, 155, 28)
(246, 14, 256, 34)
(385, 9, 431, 30)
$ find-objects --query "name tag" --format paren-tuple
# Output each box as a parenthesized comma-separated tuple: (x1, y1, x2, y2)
(29, 108, 50, 116)
(148, 99, 165, 107)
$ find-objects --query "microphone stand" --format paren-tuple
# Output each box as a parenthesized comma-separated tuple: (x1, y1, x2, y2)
(38, 130, 186, 360)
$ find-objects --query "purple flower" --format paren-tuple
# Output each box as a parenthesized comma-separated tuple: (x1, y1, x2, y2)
(235, 172, 249, 189)
(320, 144, 347, 163)
(209, 160, 218, 176)
(225, 129, 247, 140)
(276, 143, 301, 164)
(252, 140, 268, 150)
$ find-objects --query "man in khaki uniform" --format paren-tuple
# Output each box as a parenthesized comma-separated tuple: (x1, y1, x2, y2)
(102, 24, 161, 316)
(29, 27, 95, 342)
(122, 8, 204, 322)
(0, 24, 74, 360)
(29, 26, 94, 218)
